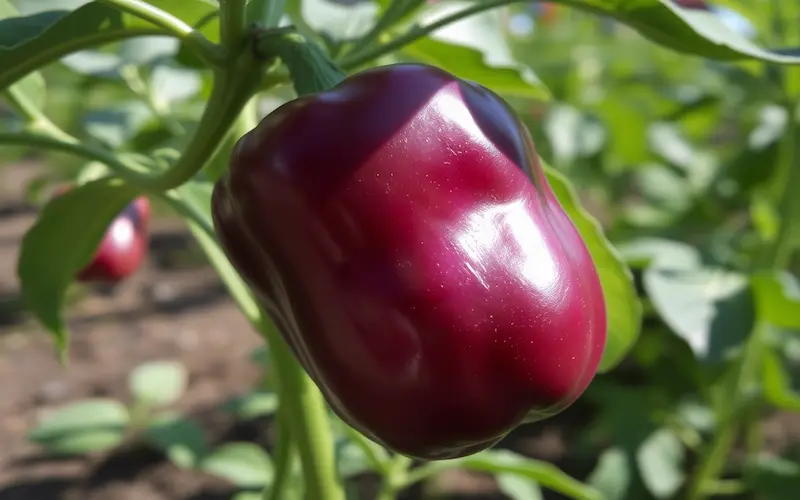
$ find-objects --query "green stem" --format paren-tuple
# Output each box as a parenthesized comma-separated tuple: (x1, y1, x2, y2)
(220, 0, 249, 49)
(344, 0, 423, 62)
(0, 131, 153, 180)
(97, 0, 221, 65)
(375, 455, 414, 500)
(265, 409, 298, 500)
(139, 67, 263, 191)
(339, 421, 390, 474)
(204, 95, 259, 182)
(2, 66, 264, 192)
(254, 31, 346, 96)
(266, 330, 344, 500)
(3, 86, 75, 143)
(162, 194, 345, 500)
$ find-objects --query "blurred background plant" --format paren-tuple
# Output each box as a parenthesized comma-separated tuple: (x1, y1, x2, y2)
(1, 0, 800, 499)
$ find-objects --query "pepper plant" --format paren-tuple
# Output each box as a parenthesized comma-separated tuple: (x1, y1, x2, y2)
(2, 0, 800, 499)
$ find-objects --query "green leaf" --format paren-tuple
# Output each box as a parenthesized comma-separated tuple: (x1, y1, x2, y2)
(404, 1, 548, 100)
(581, 0, 800, 64)
(146, 413, 209, 468)
(744, 455, 800, 500)
(617, 238, 701, 270)
(762, 348, 800, 412)
(458, 450, 603, 500)
(0, 1, 216, 93)
(643, 267, 754, 362)
(83, 101, 153, 148)
(587, 447, 632, 500)
(28, 398, 129, 455)
(751, 272, 800, 330)
(403, 37, 549, 100)
(294, 0, 378, 40)
(201, 442, 274, 488)
(223, 391, 279, 420)
(17, 177, 139, 357)
(129, 360, 188, 407)
(543, 164, 642, 372)
(635, 428, 685, 498)
(496, 473, 544, 500)
(0, 0, 46, 108)
(544, 104, 606, 166)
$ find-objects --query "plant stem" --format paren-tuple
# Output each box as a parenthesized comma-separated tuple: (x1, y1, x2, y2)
(0, 131, 153, 180)
(265, 408, 298, 500)
(264, 328, 344, 500)
(3, 86, 75, 143)
(97, 0, 221, 65)
(343, 0, 423, 62)
(338, 420, 390, 474)
(204, 95, 259, 182)
(220, 0, 249, 49)
(375, 455, 414, 500)
(139, 67, 263, 191)
(162, 193, 345, 500)
(3, 65, 264, 193)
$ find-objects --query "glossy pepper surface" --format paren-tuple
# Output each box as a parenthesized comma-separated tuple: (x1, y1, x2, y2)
(53, 186, 151, 283)
(212, 63, 607, 460)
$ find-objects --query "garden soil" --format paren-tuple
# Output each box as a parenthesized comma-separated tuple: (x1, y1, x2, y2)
(1, 161, 798, 500)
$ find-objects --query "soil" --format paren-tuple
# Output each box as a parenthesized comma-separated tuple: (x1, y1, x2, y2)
(0, 160, 797, 500)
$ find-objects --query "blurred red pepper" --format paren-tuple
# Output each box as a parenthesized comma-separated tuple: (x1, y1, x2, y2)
(53, 185, 150, 283)
(212, 63, 607, 460)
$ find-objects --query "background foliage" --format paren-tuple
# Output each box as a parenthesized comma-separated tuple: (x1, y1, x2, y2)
(2, 0, 800, 499)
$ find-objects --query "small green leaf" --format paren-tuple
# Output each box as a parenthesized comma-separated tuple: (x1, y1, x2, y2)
(643, 267, 753, 362)
(496, 473, 544, 500)
(404, 1, 548, 100)
(544, 164, 642, 372)
(224, 391, 279, 420)
(762, 348, 800, 412)
(17, 177, 139, 356)
(458, 450, 603, 500)
(744, 455, 800, 499)
(751, 272, 800, 330)
(83, 101, 153, 148)
(129, 360, 188, 407)
(587, 447, 631, 500)
(636, 428, 685, 498)
(403, 37, 550, 100)
(28, 398, 129, 455)
(201, 442, 274, 488)
(146, 413, 209, 468)
(617, 238, 701, 270)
